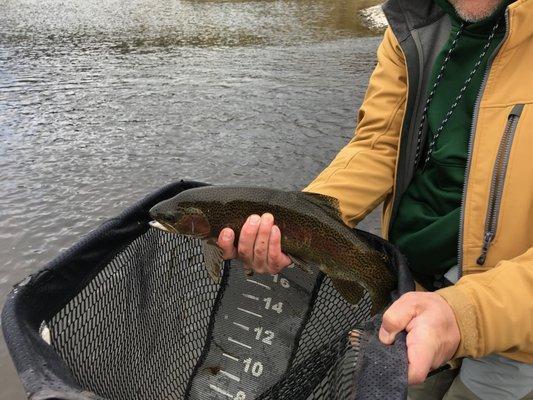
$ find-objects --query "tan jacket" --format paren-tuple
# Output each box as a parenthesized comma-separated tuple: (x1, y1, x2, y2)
(304, 0, 533, 363)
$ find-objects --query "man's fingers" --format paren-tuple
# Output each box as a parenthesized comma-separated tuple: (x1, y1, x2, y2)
(267, 225, 292, 273)
(406, 333, 434, 385)
(238, 215, 261, 267)
(379, 293, 418, 344)
(224, 212, 289, 275)
(378, 292, 460, 386)
(218, 228, 237, 260)
(254, 213, 274, 272)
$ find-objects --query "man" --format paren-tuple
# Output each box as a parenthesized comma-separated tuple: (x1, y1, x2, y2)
(218, 0, 533, 398)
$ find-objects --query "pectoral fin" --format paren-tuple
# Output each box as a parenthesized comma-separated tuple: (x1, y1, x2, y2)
(201, 238, 224, 284)
(330, 277, 365, 306)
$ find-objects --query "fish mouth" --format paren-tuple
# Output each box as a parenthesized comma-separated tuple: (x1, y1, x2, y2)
(149, 220, 178, 233)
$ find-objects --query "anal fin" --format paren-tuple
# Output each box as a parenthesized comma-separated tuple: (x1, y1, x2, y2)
(331, 277, 365, 306)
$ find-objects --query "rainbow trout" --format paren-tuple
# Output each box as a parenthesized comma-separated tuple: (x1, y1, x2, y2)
(149, 186, 396, 313)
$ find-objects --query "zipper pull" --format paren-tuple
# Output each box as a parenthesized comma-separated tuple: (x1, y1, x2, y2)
(509, 104, 525, 118)
(477, 231, 494, 265)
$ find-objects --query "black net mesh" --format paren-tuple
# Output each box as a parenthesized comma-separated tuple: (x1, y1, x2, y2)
(48, 231, 218, 399)
(46, 228, 377, 400)
(2, 181, 411, 400)
(256, 280, 372, 400)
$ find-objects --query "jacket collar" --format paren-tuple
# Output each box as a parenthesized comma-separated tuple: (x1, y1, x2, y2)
(382, 0, 445, 43)
(382, 0, 532, 45)
(505, 0, 533, 51)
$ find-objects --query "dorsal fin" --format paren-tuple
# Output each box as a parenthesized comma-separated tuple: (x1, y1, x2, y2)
(300, 192, 343, 221)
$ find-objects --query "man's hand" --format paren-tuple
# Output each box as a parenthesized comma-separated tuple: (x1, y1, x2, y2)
(379, 292, 461, 385)
(217, 213, 292, 274)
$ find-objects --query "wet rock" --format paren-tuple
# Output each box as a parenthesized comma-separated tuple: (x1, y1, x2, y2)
(359, 4, 388, 31)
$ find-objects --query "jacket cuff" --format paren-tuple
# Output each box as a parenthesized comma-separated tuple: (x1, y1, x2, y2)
(437, 284, 479, 359)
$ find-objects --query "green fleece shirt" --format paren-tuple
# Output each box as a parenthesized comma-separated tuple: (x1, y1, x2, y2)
(389, 0, 510, 280)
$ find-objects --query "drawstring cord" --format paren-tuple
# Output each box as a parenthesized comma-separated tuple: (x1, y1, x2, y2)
(413, 20, 502, 170)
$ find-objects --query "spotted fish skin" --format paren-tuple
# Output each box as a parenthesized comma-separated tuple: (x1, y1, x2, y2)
(150, 186, 396, 314)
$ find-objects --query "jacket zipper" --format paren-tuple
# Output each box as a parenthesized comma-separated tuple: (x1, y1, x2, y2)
(457, 9, 510, 277)
(476, 104, 524, 265)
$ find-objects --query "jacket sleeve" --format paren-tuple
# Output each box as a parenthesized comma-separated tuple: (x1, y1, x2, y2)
(303, 27, 407, 227)
(438, 248, 533, 362)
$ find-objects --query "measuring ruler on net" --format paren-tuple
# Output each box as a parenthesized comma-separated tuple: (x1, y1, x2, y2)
(187, 259, 321, 399)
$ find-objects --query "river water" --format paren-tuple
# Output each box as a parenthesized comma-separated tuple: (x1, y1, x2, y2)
(0, 0, 382, 397)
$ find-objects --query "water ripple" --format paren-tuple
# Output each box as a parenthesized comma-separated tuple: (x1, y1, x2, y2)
(0, 0, 382, 397)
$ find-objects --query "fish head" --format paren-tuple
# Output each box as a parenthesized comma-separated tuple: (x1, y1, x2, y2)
(149, 200, 211, 238)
